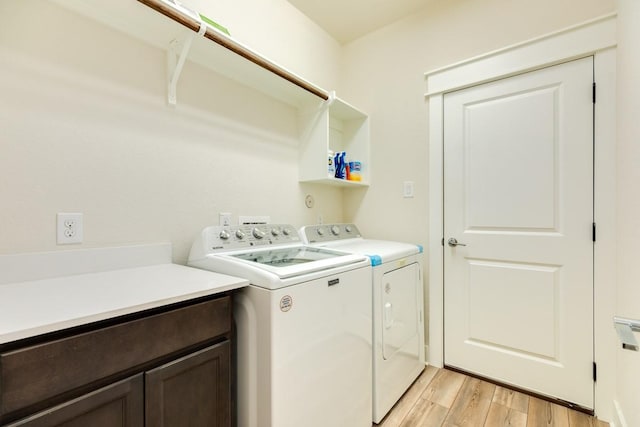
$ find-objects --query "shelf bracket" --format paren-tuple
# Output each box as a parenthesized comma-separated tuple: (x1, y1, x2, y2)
(167, 20, 207, 106)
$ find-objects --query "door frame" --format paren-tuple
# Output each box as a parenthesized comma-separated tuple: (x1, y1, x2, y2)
(425, 13, 617, 420)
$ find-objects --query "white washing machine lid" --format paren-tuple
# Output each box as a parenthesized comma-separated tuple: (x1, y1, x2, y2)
(189, 244, 369, 289)
(224, 245, 363, 276)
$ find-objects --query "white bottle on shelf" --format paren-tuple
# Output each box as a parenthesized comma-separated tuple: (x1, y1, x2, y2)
(328, 150, 335, 177)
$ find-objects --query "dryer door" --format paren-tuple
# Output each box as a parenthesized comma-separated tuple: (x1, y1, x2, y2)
(382, 262, 420, 360)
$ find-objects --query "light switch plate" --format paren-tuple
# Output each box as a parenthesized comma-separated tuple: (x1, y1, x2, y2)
(403, 181, 415, 198)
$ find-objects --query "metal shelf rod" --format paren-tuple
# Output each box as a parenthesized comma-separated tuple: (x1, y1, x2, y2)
(138, 0, 329, 101)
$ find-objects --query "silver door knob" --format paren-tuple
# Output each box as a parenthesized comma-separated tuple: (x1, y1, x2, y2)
(448, 238, 467, 247)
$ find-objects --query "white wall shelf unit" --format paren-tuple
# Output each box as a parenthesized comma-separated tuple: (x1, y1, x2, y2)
(51, 0, 328, 107)
(299, 97, 370, 187)
(50, 0, 370, 188)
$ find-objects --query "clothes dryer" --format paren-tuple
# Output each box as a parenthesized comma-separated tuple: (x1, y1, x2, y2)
(300, 223, 425, 424)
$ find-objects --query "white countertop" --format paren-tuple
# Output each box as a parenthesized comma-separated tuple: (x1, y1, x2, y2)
(0, 245, 248, 345)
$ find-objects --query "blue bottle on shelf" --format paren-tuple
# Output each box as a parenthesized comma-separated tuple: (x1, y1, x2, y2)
(334, 151, 346, 179)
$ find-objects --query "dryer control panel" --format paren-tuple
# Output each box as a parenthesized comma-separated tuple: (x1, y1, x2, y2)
(300, 223, 362, 244)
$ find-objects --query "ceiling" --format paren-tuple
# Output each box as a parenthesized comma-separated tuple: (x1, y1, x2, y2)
(285, 0, 431, 44)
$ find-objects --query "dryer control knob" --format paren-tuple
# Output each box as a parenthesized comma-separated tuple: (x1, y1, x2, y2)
(317, 227, 326, 236)
(235, 230, 246, 239)
(345, 225, 353, 233)
(282, 227, 292, 236)
(219, 230, 230, 240)
(271, 228, 280, 236)
(252, 228, 266, 239)
(330, 225, 341, 236)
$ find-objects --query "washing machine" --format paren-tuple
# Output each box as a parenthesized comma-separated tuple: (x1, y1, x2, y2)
(188, 224, 372, 427)
(300, 223, 425, 424)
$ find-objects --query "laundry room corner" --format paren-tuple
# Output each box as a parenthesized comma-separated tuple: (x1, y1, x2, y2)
(0, 0, 345, 262)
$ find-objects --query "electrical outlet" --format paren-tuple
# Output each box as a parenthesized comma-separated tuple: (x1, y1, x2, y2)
(57, 213, 83, 244)
(219, 212, 232, 227)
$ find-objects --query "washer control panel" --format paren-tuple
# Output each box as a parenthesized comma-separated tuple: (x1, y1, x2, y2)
(206, 224, 300, 251)
(301, 223, 361, 244)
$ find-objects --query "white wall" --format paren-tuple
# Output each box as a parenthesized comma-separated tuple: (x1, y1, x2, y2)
(0, 0, 343, 263)
(615, 2, 640, 425)
(188, 0, 341, 91)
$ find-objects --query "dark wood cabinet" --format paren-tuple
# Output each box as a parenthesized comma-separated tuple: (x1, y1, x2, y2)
(5, 375, 144, 427)
(146, 341, 231, 427)
(0, 294, 233, 427)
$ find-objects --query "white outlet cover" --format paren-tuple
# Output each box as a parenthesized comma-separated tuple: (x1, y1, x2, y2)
(219, 212, 232, 226)
(57, 213, 83, 244)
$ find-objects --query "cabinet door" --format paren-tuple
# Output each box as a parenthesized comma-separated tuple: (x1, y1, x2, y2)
(6, 375, 143, 427)
(145, 341, 231, 427)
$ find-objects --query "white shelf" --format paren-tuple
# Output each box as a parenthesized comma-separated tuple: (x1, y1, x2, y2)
(50, 0, 370, 188)
(299, 98, 370, 187)
(51, 0, 328, 107)
(301, 177, 370, 187)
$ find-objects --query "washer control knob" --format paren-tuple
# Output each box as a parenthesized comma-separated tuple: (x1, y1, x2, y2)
(271, 228, 280, 236)
(235, 229, 246, 239)
(345, 225, 353, 233)
(252, 228, 266, 239)
(317, 227, 326, 236)
(330, 225, 341, 236)
(282, 227, 292, 236)
(219, 230, 230, 240)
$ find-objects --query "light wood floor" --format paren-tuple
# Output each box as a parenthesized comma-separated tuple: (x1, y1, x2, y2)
(376, 366, 608, 427)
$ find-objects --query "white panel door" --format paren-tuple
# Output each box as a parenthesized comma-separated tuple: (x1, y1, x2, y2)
(443, 57, 594, 408)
